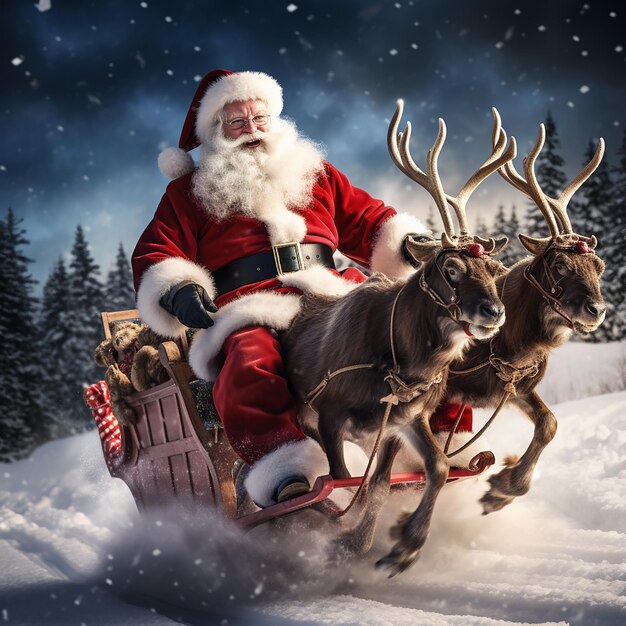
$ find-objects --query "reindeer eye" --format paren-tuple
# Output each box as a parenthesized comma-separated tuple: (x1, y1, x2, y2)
(555, 263, 567, 275)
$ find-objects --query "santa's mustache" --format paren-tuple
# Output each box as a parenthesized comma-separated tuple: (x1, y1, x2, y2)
(224, 131, 266, 148)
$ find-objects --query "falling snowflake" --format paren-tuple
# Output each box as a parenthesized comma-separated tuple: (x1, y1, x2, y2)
(140, 2, 148, 7)
(579, 85, 590, 94)
(616, 45, 623, 52)
(165, 16, 172, 22)
(286, 3, 298, 12)
(538, 25, 546, 32)
(567, 101, 575, 108)
(389, 49, 398, 56)
(35, 0, 51, 12)
(495, 41, 504, 49)
(11, 56, 24, 66)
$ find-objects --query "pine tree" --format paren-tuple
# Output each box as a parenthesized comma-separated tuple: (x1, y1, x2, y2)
(105, 243, 136, 312)
(0, 209, 45, 461)
(425, 205, 437, 234)
(494, 204, 507, 237)
(474, 214, 488, 239)
(602, 132, 626, 340)
(65, 225, 106, 432)
(501, 204, 526, 267)
(525, 112, 567, 238)
(40, 258, 76, 438)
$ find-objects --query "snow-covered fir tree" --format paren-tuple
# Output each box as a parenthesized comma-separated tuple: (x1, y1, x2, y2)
(0, 210, 45, 461)
(526, 112, 567, 238)
(608, 130, 626, 340)
(425, 205, 437, 234)
(105, 243, 136, 312)
(40, 258, 77, 438)
(501, 204, 526, 267)
(474, 213, 489, 239)
(65, 226, 106, 432)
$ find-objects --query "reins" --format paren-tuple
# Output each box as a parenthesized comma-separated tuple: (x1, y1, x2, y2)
(304, 283, 443, 517)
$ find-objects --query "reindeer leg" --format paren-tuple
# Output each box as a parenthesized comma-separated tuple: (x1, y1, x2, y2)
(481, 389, 557, 514)
(329, 435, 402, 561)
(318, 412, 351, 479)
(376, 417, 449, 577)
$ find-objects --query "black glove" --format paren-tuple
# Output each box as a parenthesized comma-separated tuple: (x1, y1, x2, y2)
(402, 233, 435, 269)
(159, 281, 218, 329)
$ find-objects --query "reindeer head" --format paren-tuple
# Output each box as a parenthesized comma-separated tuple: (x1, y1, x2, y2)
(388, 101, 515, 340)
(495, 122, 606, 335)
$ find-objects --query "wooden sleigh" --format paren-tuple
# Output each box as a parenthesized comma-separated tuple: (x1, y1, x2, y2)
(93, 309, 495, 531)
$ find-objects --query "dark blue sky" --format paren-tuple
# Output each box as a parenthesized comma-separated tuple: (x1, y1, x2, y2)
(2, 0, 625, 289)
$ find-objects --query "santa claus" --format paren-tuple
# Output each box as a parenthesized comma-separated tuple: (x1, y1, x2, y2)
(132, 69, 477, 508)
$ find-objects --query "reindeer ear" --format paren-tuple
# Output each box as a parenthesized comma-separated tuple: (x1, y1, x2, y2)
(519, 233, 552, 255)
(404, 234, 441, 266)
(474, 235, 508, 255)
(579, 234, 598, 250)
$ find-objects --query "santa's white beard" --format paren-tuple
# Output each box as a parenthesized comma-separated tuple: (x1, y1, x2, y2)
(191, 118, 326, 223)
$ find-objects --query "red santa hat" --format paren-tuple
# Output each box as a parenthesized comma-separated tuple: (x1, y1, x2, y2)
(158, 69, 284, 179)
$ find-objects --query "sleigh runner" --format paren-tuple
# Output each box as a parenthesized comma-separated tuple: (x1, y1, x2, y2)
(87, 308, 495, 530)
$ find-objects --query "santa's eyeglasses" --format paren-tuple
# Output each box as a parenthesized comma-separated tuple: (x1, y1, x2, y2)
(223, 114, 271, 130)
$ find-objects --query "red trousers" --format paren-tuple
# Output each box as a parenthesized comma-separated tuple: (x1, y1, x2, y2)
(212, 326, 306, 465)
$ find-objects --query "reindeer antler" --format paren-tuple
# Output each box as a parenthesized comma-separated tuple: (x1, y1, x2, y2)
(388, 100, 455, 238)
(495, 121, 605, 242)
(388, 101, 516, 248)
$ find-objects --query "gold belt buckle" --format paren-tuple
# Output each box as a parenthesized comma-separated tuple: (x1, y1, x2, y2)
(272, 242, 304, 276)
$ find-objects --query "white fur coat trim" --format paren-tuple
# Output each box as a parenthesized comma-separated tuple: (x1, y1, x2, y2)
(189, 292, 301, 381)
(136, 257, 217, 338)
(188, 267, 359, 381)
(370, 212, 427, 278)
(278, 265, 359, 296)
(244, 437, 329, 508)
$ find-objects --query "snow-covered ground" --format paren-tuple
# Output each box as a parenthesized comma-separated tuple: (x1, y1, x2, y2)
(1, 341, 625, 626)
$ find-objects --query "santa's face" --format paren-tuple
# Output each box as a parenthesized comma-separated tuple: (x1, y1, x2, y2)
(221, 99, 271, 149)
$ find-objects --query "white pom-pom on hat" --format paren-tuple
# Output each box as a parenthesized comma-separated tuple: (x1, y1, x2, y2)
(158, 147, 195, 179)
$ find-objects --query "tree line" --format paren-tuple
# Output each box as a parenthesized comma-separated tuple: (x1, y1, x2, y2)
(0, 213, 134, 461)
(1, 112, 625, 462)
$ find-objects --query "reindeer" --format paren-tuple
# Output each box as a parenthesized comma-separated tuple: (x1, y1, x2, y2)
(445, 120, 606, 514)
(281, 101, 515, 575)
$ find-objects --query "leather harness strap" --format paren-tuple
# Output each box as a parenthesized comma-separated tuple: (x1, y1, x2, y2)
(212, 242, 336, 296)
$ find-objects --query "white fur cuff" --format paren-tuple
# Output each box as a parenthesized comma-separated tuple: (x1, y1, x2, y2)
(188, 292, 302, 381)
(244, 438, 329, 508)
(136, 257, 217, 338)
(370, 212, 428, 278)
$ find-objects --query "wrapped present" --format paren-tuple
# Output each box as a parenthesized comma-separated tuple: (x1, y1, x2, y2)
(84, 381, 123, 459)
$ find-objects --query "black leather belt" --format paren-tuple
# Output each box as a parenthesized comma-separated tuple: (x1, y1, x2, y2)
(212, 242, 336, 296)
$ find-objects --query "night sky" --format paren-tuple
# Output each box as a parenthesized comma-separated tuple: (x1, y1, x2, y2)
(2, 0, 625, 290)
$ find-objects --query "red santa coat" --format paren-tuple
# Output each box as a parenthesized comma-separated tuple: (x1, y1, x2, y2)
(131, 161, 427, 506)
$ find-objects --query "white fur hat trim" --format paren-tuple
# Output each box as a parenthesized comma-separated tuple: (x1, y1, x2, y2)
(195, 71, 283, 144)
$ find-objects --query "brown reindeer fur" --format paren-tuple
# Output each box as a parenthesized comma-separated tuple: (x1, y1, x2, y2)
(280, 249, 505, 575)
(446, 249, 605, 513)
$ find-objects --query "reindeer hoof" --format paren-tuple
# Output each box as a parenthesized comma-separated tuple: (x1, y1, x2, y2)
(480, 490, 514, 515)
(375, 545, 421, 577)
